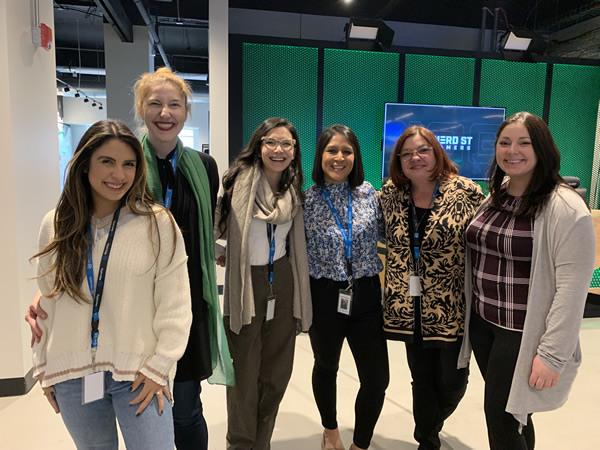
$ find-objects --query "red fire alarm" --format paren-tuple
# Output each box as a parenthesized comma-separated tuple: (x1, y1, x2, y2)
(40, 23, 52, 52)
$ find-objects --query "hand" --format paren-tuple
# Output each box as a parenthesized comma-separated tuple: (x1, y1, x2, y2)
(529, 354, 560, 390)
(216, 255, 226, 267)
(129, 373, 170, 416)
(25, 290, 46, 347)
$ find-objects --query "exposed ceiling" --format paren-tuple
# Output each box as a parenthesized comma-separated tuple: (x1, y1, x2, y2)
(53, 0, 600, 96)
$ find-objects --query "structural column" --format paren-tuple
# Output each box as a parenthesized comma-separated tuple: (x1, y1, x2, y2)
(209, 0, 229, 178)
(0, 0, 60, 395)
(104, 24, 152, 133)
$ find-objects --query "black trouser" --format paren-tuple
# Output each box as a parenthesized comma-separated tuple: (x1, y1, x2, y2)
(309, 275, 390, 449)
(405, 340, 468, 450)
(470, 313, 535, 450)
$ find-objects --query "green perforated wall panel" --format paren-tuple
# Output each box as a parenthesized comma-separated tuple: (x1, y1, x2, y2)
(480, 60, 546, 116)
(549, 63, 600, 201)
(322, 49, 399, 189)
(242, 43, 319, 186)
(404, 54, 475, 106)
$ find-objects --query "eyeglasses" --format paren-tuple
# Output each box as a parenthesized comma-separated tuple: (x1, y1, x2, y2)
(261, 137, 296, 151)
(399, 147, 433, 161)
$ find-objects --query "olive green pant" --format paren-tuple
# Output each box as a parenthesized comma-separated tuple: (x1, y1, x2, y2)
(224, 256, 297, 450)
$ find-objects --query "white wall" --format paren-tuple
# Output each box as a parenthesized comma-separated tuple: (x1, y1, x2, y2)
(62, 95, 107, 124)
(0, 0, 60, 383)
(188, 100, 210, 150)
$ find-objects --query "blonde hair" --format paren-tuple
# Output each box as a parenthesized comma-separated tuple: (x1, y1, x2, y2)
(133, 67, 193, 124)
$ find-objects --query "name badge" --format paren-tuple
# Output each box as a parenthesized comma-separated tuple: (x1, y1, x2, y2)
(266, 295, 276, 321)
(82, 371, 104, 405)
(337, 289, 352, 315)
(409, 275, 421, 296)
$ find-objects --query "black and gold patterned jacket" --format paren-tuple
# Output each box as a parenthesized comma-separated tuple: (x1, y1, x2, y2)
(379, 176, 484, 345)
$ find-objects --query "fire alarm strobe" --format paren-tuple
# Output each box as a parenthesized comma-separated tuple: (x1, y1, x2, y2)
(33, 23, 53, 52)
(40, 23, 52, 51)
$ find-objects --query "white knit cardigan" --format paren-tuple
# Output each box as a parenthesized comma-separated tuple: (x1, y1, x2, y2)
(32, 206, 192, 388)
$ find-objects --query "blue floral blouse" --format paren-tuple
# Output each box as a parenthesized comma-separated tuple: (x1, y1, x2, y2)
(304, 181, 384, 281)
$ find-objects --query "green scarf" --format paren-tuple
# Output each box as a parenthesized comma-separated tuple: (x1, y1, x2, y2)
(142, 133, 234, 386)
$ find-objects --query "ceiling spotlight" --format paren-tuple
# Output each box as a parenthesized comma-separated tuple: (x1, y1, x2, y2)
(63, 86, 70, 93)
(92, 102, 97, 107)
(499, 29, 547, 62)
(98, 105, 103, 110)
(345, 18, 394, 52)
(83, 97, 89, 103)
(74, 91, 80, 98)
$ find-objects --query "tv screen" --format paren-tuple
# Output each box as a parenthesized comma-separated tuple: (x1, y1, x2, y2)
(382, 103, 506, 180)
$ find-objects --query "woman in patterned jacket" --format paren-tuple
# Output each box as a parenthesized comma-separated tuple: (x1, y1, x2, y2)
(305, 124, 389, 450)
(379, 125, 484, 450)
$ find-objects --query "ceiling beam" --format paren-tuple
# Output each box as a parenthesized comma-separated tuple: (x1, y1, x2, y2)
(93, 0, 134, 42)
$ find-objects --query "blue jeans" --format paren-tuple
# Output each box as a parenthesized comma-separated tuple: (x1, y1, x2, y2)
(172, 379, 208, 450)
(54, 372, 174, 450)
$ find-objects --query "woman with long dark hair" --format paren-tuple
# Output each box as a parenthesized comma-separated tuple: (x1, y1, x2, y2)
(459, 112, 595, 449)
(216, 117, 312, 449)
(32, 119, 192, 449)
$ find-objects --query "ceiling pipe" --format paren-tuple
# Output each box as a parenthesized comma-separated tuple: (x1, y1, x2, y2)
(57, 65, 208, 81)
(133, 0, 171, 70)
(491, 8, 500, 52)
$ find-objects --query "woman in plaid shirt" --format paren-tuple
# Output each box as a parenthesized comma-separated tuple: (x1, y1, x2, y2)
(459, 112, 595, 449)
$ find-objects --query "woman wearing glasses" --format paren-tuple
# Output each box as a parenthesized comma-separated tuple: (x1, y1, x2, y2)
(304, 125, 389, 450)
(380, 126, 484, 450)
(215, 117, 312, 449)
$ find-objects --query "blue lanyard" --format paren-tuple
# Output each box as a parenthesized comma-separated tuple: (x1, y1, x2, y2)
(410, 180, 439, 264)
(87, 206, 121, 350)
(267, 223, 277, 286)
(163, 148, 178, 209)
(322, 187, 353, 279)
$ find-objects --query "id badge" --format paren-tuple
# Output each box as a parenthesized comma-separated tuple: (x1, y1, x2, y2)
(337, 289, 352, 315)
(409, 275, 421, 296)
(82, 371, 104, 405)
(266, 295, 276, 321)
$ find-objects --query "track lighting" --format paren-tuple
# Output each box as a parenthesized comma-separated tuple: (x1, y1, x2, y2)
(74, 91, 80, 98)
(83, 97, 89, 103)
(63, 86, 70, 93)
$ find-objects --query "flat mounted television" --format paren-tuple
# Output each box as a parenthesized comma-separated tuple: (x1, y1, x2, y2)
(382, 103, 506, 180)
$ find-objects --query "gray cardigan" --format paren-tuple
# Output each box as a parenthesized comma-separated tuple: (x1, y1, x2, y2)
(458, 185, 596, 426)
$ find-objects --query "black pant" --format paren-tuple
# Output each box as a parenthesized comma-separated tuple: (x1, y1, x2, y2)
(470, 313, 535, 450)
(309, 275, 390, 449)
(405, 340, 468, 450)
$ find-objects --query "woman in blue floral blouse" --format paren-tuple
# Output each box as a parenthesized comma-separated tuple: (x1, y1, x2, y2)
(304, 124, 389, 450)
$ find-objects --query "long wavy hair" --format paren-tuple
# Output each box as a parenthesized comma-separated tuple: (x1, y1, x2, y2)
(32, 120, 165, 303)
(312, 124, 365, 189)
(388, 125, 458, 188)
(488, 112, 566, 217)
(218, 117, 304, 234)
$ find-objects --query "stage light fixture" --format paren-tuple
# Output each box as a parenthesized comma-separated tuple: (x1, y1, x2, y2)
(345, 18, 394, 52)
(499, 29, 547, 62)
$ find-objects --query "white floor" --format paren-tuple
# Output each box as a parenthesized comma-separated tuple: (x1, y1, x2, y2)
(1, 318, 599, 449)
